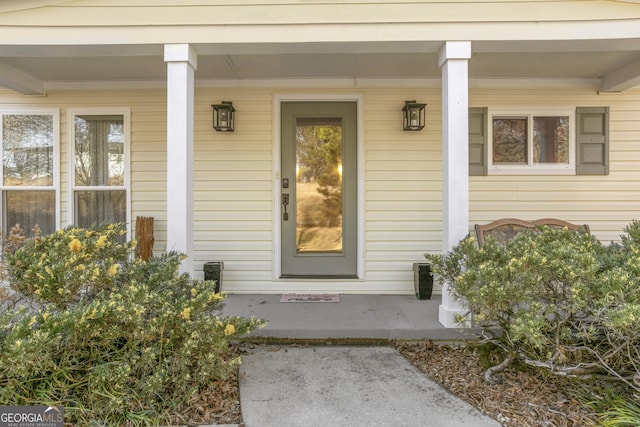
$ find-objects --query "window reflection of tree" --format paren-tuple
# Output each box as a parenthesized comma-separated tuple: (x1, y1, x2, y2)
(2, 115, 54, 186)
(493, 118, 527, 164)
(73, 115, 125, 229)
(74, 116, 124, 187)
(2, 114, 55, 235)
(534, 117, 569, 164)
(296, 120, 343, 223)
(295, 118, 344, 252)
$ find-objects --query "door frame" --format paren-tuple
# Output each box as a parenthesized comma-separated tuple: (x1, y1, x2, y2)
(273, 94, 365, 281)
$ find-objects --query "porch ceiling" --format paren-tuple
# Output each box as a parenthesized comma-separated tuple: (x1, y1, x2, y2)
(1, 39, 640, 94)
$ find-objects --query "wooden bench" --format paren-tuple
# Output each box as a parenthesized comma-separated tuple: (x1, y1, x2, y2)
(474, 218, 590, 247)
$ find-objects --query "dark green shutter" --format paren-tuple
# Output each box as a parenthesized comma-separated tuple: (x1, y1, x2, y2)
(576, 107, 609, 175)
(469, 107, 488, 176)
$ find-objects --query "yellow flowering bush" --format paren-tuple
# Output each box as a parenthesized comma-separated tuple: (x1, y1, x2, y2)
(427, 221, 640, 393)
(6, 224, 132, 309)
(224, 323, 236, 336)
(0, 226, 266, 426)
(68, 238, 82, 253)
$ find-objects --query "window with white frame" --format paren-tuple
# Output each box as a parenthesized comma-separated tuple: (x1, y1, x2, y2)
(1, 109, 59, 235)
(489, 110, 574, 174)
(69, 109, 129, 229)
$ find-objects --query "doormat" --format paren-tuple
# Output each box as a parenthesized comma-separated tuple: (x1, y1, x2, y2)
(280, 294, 340, 303)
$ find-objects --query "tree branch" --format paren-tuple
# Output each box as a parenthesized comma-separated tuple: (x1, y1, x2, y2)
(484, 353, 514, 384)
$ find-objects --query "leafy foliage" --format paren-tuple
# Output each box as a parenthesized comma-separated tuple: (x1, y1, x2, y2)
(427, 222, 640, 394)
(584, 385, 640, 427)
(0, 224, 265, 426)
(594, 397, 640, 426)
(7, 223, 131, 309)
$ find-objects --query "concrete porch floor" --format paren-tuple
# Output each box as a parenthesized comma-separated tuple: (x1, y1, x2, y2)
(221, 294, 471, 342)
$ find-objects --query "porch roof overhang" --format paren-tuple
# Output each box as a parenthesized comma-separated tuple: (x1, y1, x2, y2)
(1, 1, 640, 95)
(1, 39, 640, 95)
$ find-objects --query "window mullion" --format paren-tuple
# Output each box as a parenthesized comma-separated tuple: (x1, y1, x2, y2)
(528, 115, 534, 167)
(0, 113, 3, 188)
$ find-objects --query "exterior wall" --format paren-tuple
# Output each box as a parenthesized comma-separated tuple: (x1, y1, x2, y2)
(2, 83, 639, 293)
(192, 86, 440, 293)
(193, 89, 274, 289)
(469, 87, 640, 244)
(0, 85, 441, 294)
(3, 1, 638, 29)
(361, 88, 442, 289)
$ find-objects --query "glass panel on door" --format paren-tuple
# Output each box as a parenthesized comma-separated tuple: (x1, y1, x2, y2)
(295, 117, 343, 253)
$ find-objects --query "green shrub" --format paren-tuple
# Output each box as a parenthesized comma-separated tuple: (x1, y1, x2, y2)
(427, 222, 640, 392)
(0, 224, 265, 426)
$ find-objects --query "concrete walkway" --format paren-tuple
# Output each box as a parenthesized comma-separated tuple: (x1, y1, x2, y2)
(222, 294, 498, 426)
(239, 345, 500, 427)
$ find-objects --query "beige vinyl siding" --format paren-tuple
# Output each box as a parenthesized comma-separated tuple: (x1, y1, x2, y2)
(363, 89, 441, 292)
(4, 1, 639, 26)
(469, 87, 640, 244)
(193, 90, 274, 288)
(2, 1, 638, 45)
(129, 92, 167, 246)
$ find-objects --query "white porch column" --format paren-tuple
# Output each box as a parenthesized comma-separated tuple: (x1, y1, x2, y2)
(164, 44, 197, 275)
(438, 41, 472, 328)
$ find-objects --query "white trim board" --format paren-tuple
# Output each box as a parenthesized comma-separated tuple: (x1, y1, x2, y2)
(42, 77, 604, 91)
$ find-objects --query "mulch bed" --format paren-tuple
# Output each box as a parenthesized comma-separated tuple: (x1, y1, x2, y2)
(169, 346, 244, 426)
(397, 341, 600, 427)
(171, 372, 242, 426)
